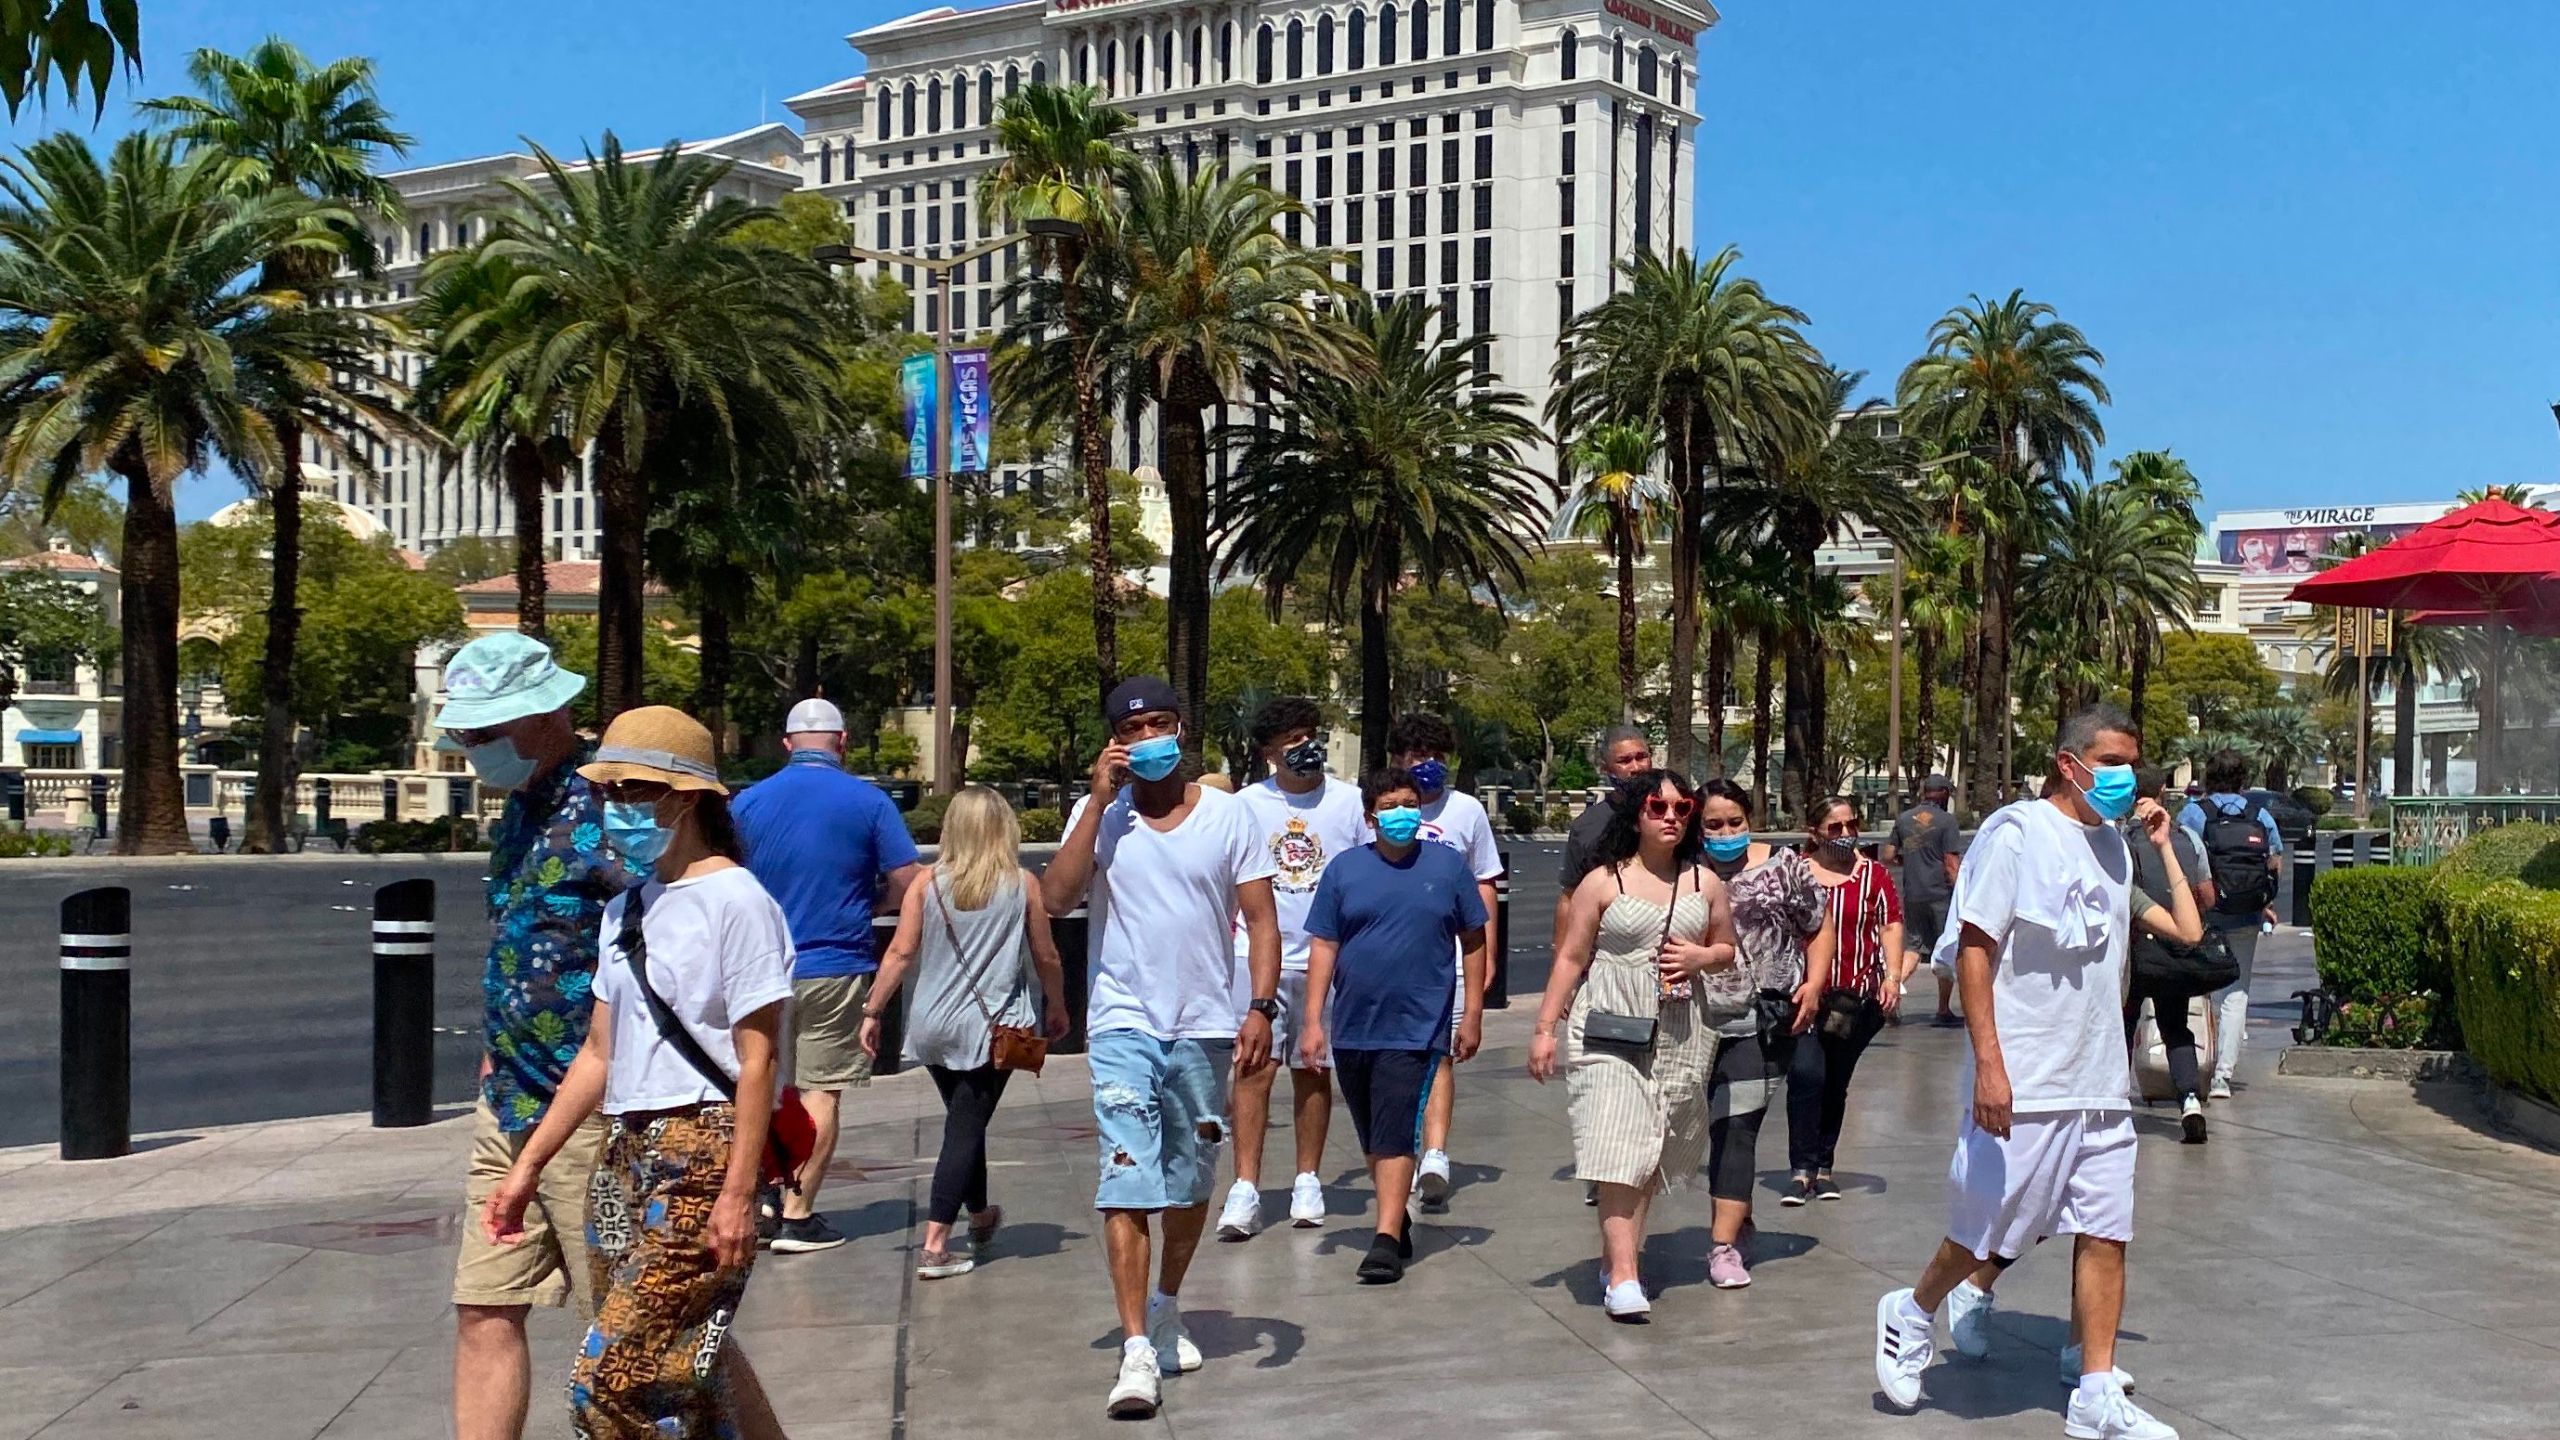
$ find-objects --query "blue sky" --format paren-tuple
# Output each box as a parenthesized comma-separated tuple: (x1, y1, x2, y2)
(17, 0, 2556, 522)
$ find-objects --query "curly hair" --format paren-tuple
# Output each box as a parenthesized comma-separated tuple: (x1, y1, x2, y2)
(1597, 768, 1703, 868)
(1250, 695, 1325, 751)
(1387, 711, 1456, 757)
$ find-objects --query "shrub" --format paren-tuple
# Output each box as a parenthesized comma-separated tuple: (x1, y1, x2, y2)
(354, 816, 486, 853)
(1543, 803, 1578, 833)
(2292, 786, 2335, 817)
(0, 828, 72, 858)
(2324, 992, 2439, 1049)
(1018, 806, 1064, 844)
(2445, 880, 2560, 1105)
(1503, 802, 1544, 835)
(2434, 822, 2560, 893)
(904, 793, 951, 845)
(2311, 867, 2440, 1001)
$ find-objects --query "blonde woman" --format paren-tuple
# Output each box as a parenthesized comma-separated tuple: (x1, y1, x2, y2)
(864, 786, 1069, 1278)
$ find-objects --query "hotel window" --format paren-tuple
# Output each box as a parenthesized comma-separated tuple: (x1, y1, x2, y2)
(1408, 140, 1426, 182)
(1473, 183, 1491, 229)
(1347, 203, 1364, 242)
(1562, 129, 1576, 171)
(1472, 285, 1490, 335)
(1220, 22, 1233, 79)
(1438, 286, 1456, 327)
(1285, 210, 1301, 244)
(903, 83, 916, 136)
(1637, 45, 1656, 95)
(1378, 147, 1394, 189)
(1560, 29, 1577, 80)
(1316, 156, 1332, 198)
(1256, 136, 1272, 159)
(875, 209, 889, 248)
(1350, 10, 1366, 68)
(818, 145, 832, 184)
(1441, 238, 1459, 283)
(1348, 152, 1364, 190)
(1671, 60, 1682, 105)
(1474, 235, 1491, 279)
(1559, 230, 1573, 274)
(1408, 191, 1425, 235)
(1413, 0, 1430, 60)
(1104, 41, 1119, 94)
(1160, 28, 1174, 87)
(1613, 36, 1624, 84)
(986, 69, 999, 113)
(1558, 179, 1575, 224)
(1376, 196, 1393, 238)
(1315, 206, 1332, 246)
(952, 76, 966, 128)
(1410, 242, 1426, 286)
(1443, 0, 1460, 56)
(1442, 136, 1458, 177)
(1257, 25, 1273, 84)
(1031, 58, 1046, 84)
(1441, 186, 1458, 231)
(1318, 15, 1335, 73)
(1287, 19, 1303, 79)
(1376, 247, 1394, 288)
(1286, 159, 1301, 195)
(1379, 5, 1398, 62)
(1475, 134, 1493, 178)
(877, 89, 891, 137)
(901, 209, 915, 245)
(1476, 0, 1493, 50)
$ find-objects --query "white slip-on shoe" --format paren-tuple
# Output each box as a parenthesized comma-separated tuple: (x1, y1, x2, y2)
(1875, 1289, 1934, 1410)
(1416, 1149, 1453, 1205)
(2059, 1344, 2136, 1392)
(1945, 1279, 1995, 1359)
(1107, 1341, 1161, 1418)
(1289, 1171, 1326, 1227)
(1146, 1299, 1203, 1375)
(2064, 1385, 2178, 1439)
(1603, 1279, 1651, 1321)
(1216, 1179, 1261, 1240)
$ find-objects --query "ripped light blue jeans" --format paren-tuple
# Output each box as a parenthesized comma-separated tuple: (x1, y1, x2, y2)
(1087, 1029, 1234, 1211)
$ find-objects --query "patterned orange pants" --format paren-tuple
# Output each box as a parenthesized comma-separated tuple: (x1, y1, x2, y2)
(569, 1105, 753, 1440)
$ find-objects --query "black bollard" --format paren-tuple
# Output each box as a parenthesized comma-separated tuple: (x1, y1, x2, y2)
(86, 773, 109, 843)
(371, 879, 437, 1128)
(2, 768, 23, 825)
(1054, 906, 1091, 1054)
(866, 913, 910, 1078)
(313, 777, 334, 836)
(59, 886, 131, 1160)
(1483, 854, 1512, 1010)
(2290, 841, 2320, 927)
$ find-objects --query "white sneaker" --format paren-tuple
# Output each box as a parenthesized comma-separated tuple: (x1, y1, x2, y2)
(2065, 1385, 2178, 1439)
(2059, 1344, 2136, 1392)
(1107, 1340, 1161, 1418)
(1288, 1171, 1326, 1227)
(1946, 1279, 1995, 1358)
(1416, 1149, 1453, 1205)
(1216, 1179, 1262, 1240)
(1603, 1279, 1651, 1321)
(1146, 1297, 1202, 1375)
(2207, 1076, 2233, 1101)
(2179, 1093, 2208, 1145)
(1874, 1289, 1934, 1410)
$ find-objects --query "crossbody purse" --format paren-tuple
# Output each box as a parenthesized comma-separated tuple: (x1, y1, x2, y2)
(1583, 864, 1696, 1052)
(931, 880, 1049, 1075)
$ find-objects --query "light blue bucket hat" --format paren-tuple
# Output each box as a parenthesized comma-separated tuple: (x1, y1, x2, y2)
(433, 632, 586, 731)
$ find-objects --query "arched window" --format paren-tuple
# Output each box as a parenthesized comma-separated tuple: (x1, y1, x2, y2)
(1191, 26, 1205, 84)
(1412, 0, 1430, 60)
(1379, 6, 1399, 66)
(902, 81, 917, 136)
(1443, 0, 1459, 57)
(1159, 28, 1174, 88)
(876, 87, 892, 137)
(1256, 24, 1273, 83)
(981, 69, 996, 117)
(1349, 9, 1367, 68)
(1220, 22, 1234, 80)
(927, 78, 942, 131)
(1103, 40, 1118, 95)
(417, 221, 432, 254)
(1287, 19, 1304, 79)
(1560, 28, 1577, 79)
(1613, 35, 1625, 84)
(1637, 44, 1655, 95)
(1317, 14, 1335, 74)
(818, 141, 833, 184)
(950, 75, 966, 129)
(1030, 58, 1045, 86)
(1131, 34, 1146, 94)
(1475, 0, 1492, 51)
(1669, 59, 1682, 106)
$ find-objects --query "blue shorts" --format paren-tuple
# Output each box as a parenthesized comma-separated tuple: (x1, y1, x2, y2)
(1088, 1029, 1235, 1211)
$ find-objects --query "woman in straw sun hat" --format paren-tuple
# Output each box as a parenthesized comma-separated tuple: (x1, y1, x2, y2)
(484, 706, 800, 1439)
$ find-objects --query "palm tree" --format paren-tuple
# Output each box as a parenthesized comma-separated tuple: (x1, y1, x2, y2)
(1116, 155, 1346, 751)
(2023, 476, 2204, 745)
(468, 135, 838, 721)
(1696, 550, 1791, 778)
(1897, 528, 1977, 795)
(0, 133, 386, 852)
(1705, 365, 1923, 817)
(980, 82, 1135, 687)
(1550, 246, 1826, 773)
(1897, 291, 2108, 811)
(2104, 450, 2205, 725)
(2457, 483, 2538, 506)
(144, 38, 414, 852)
(1558, 420, 1665, 718)
(2237, 703, 2323, 790)
(1217, 296, 1548, 773)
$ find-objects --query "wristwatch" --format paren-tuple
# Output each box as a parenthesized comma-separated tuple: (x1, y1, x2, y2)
(1249, 997, 1282, 1021)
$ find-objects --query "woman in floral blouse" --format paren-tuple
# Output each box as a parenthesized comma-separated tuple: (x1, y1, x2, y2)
(1694, 779, 1837, 1289)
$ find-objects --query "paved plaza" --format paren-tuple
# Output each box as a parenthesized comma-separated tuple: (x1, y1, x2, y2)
(3, 934, 2558, 1440)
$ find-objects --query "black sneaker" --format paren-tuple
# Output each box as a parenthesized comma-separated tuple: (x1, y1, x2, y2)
(1780, 1173, 1815, 1207)
(1814, 1174, 1843, 1202)
(1933, 1013, 1964, 1029)
(1357, 1234, 1407, 1284)
(771, 1214, 849, 1253)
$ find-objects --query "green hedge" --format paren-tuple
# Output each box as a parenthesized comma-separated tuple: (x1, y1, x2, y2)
(2311, 867, 2440, 1000)
(903, 793, 951, 845)
(354, 817, 486, 853)
(0, 828, 71, 857)
(1019, 806, 1064, 844)
(2434, 822, 2560, 892)
(2446, 879, 2560, 1106)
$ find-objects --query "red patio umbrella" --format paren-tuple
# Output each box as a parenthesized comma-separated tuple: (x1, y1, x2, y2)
(2287, 498, 2560, 791)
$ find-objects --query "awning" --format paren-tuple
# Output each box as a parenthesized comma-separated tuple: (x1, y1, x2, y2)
(16, 728, 79, 745)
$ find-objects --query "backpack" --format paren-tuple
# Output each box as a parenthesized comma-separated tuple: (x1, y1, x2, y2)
(2201, 803, 2277, 917)
(2128, 830, 2240, 996)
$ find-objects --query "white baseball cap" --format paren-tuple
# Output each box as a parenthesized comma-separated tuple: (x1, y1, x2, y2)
(785, 697, 846, 735)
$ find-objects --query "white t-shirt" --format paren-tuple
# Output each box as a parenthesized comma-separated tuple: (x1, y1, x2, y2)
(1068, 784, 1278, 1041)
(1936, 799, 2135, 1113)
(1232, 775, 1371, 972)
(593, 866, 798, 1115)
(1417, 787, 1504, 882)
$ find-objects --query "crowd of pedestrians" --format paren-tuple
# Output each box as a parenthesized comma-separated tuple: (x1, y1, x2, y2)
(430, 628, 2248, 1439)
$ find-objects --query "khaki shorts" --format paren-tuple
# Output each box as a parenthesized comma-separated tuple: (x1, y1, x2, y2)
(452, 1098, 607, 1310)
(795, 973, 875, 1089)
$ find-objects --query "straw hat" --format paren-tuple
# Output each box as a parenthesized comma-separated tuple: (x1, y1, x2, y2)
(578, 706, 729, 794)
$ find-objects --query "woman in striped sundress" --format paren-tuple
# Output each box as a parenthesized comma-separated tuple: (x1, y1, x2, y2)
(1528, 769, 1739, 1322)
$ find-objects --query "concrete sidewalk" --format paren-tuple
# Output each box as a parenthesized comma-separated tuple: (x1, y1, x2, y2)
(5, 946, 2560, 1440)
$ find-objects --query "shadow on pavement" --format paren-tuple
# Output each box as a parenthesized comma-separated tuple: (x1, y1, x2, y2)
(1088, 1309, 1306, 1369)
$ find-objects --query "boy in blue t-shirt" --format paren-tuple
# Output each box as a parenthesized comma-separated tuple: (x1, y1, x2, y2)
(1297, 766, 1489, 1284)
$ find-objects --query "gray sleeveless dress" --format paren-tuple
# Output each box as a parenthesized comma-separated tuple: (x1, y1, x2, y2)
(902, 875, 1040, 1072)
(1565, 866, 1715, 1194)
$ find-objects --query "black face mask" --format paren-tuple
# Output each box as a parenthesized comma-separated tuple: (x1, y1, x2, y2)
(1282, 738, 1328, 776)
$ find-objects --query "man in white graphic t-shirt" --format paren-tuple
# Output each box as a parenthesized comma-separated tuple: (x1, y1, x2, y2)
(1387, 711, 1501, 1208)
(1873, 705, 2203, 1440)
(1218, 696, 1371, 1241)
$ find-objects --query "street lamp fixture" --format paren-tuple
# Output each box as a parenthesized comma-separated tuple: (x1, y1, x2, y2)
(811, 233, 1026, 796)
(1023, 217, 1081, 242)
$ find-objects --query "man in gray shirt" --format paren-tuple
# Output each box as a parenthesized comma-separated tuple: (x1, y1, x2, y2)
(1884, 774, 1963, 1027)
(1552, 725, 1656, 952)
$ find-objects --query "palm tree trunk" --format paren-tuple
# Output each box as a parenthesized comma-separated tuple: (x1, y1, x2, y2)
(2392, 656, 2417, 796)
(1780, 538, 1817, 822)
(1074, 344, 1118, 692)
(112, 457, 192, 856)
(1613, 504, 1638, 720)
(1161, 397, 1211, 756)
(2129, 626, 2152, 742)
(1359, 567, 1392, 775)
(1914, 627, 1938, 793)
(1665, 409, 1700, 773)
(595, 419, 647, 724)
(697, 595, 732, 765)
(1705, 620, 1731, 773)
(508, 440, 549, 640)
(248, 433, 302, 854)
(1972, 537, 2008, 811)
(1752, 621, 1775, 810)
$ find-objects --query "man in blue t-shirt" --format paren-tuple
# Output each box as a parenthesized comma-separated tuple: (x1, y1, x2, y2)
(2175, 747, 2284, 1101)
(733, 698, 921, 1253)
(1297, 766, 1488, 1286)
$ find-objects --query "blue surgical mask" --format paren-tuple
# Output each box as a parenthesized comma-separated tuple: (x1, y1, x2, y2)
(1375, 806, 1422, 844)
(1705, 832, 1752, 862)
(602, 799, 671, 869)
(1126, 733, 1183, 782)
(1407, 758, 1449, 795)
(464, 736, 538, 791)
(2074, 758, 2139, 822)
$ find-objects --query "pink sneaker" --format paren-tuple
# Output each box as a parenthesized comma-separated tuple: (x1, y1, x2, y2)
(1709, 1242, 1751, 1289)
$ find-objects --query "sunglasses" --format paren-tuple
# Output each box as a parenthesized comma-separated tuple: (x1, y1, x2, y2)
(600, 780, 672, 804)
(1816, 822, 1861, 837)
(1641, 795, 1698, 820)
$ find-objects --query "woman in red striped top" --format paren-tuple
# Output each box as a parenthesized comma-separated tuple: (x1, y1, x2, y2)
(1781, 796, 1907, 1206)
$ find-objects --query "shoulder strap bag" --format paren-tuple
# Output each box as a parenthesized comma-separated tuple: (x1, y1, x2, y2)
(616, 884, 815, 1192)
(929, 878, 1049, 1075)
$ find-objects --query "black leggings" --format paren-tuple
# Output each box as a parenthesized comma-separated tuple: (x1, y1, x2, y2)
(1706, 1033, 1779, 1202)
(2123, 981, 2202, 1100)
(1786, 995, 1888, 1174)
(927, 1063, 1013, 1226)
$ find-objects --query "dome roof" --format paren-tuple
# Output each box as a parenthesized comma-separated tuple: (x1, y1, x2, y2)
(205, 465, 392, 544)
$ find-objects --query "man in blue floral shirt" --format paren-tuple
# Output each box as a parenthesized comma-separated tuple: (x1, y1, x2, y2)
(437, 632, 639, 1440)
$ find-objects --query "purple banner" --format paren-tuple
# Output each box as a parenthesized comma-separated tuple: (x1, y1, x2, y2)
(901, 352, 937, 479)
(949, 348, 992, 475)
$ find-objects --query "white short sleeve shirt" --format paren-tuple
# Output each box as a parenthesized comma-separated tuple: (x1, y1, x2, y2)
(1944, 799, 2136, 1113)
(593, 866, 798, 1115)
(1069, 784, 1279, 1041)
(1231, 775, 1371, 973)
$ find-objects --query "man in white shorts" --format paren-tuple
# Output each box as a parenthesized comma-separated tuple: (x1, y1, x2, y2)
(1388, 711, 1501, 1207)
(1874, 705, 2202, 1440)
(1219, 696, 1370, 1239)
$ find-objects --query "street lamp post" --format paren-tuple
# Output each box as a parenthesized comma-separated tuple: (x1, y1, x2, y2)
(1885, 547, 1905, 819)
(814, 233, 1027, 796)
